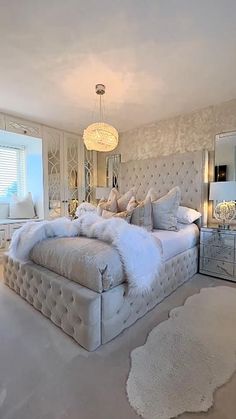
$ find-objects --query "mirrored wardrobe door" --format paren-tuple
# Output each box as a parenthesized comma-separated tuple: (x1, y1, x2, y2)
(44, 126, 64, 218)
(63, 132, 85, 217)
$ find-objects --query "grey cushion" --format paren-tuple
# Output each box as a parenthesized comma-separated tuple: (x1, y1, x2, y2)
(152, 186, 181, 231)
(130, 198, 153, 231)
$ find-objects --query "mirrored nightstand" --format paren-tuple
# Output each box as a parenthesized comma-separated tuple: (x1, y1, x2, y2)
(199, 226, 236, 282)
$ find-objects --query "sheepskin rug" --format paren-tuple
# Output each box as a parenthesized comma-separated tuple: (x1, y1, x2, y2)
(127, 286, 236, 419)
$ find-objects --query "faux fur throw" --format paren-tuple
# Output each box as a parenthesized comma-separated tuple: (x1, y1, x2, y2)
(9, 213, 162, 293)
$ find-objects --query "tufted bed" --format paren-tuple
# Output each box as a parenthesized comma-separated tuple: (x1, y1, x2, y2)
(3, 150, 208, 351)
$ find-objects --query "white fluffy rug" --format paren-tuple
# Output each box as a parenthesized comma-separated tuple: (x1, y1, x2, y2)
(126, 286, 236, 419)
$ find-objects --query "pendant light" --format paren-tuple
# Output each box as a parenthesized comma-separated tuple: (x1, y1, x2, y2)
(83, 84, 119, 152)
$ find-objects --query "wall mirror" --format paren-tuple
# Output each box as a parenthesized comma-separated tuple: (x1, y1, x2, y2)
(106, 154, 121, 188)
(210, 131, 236, 224)
(215, 131, 236, 181)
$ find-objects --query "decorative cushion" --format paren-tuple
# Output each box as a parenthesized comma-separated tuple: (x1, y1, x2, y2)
(146, 187, 159, 202)
(0, 203, 9, 218)
(117, 188, 136, 212)
(127, 196, 138, 212)
(130, 198, 153, 231)
(102, 209, 132, 223)
(114, 211, 132, 223)
(177, 206, 201, 224)
(97, 196, 117, 216)
(108, 187, 120, 202)
(96, 198, 106, 216)
(102, 209, 115, 219)
(9, 193, 35, 219)
(152, 187, 181, 231)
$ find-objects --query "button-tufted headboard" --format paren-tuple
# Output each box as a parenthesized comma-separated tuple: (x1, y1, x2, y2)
(118, 150, 208, 225)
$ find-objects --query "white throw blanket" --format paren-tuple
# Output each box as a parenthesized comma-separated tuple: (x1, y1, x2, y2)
(9, 213, 162, 293)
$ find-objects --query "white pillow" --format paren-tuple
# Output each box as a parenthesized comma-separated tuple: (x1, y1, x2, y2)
(177, 206, 201, 224)
(152, 186, 181, 231)
(0, 203, 9, 218)
(9, 193, 35, 219)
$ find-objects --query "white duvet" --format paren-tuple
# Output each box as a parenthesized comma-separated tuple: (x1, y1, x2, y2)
(152, 223, 199, 261)
(9, 213, 163, 294)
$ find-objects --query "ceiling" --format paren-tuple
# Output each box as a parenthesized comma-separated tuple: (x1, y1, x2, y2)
(0, 0, 236, 134)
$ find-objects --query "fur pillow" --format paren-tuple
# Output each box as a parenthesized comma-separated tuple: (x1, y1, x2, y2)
(152, 186, 181, 231)
(75, 202, 97, 217)
(117, 188, 136, 212)
(130, 197, 153, 231)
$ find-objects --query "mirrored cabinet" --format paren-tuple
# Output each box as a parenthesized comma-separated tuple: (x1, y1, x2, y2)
(44, 127, 87, 218)
(0, 113, 98, 223)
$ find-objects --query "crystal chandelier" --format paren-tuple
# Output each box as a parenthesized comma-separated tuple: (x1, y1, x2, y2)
(83, 84, 119, 152)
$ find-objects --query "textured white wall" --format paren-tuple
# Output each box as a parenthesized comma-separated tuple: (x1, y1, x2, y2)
(97, 98, 236, 185)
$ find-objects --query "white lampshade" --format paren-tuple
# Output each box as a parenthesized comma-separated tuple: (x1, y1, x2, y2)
(95, 187, 111, 200)
(83, 122, 119, 152)
(83, 85, 119, 152)
(209, 181, 236, 201)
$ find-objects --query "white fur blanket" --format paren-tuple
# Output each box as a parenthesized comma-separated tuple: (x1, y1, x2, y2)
(9, 213, 162, 293)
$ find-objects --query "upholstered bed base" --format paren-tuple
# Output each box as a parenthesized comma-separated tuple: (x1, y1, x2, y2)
(3, 246, 198, 351)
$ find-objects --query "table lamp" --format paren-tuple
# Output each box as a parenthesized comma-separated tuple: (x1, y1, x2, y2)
(209, 181, 236, 229)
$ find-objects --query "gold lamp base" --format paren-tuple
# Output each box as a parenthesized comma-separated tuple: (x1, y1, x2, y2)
(214, 201, 236, 229)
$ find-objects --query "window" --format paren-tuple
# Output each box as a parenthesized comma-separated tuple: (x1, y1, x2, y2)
(0, 145, 26, 200)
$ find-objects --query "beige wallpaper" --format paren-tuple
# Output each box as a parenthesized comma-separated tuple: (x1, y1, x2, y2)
(97, 98, 236, 185)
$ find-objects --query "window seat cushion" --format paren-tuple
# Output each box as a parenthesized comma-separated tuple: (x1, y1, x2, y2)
(0, 218, 41, 225)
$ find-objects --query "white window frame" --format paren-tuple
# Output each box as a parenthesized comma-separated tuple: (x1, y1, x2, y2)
(0, 144, 26, 202)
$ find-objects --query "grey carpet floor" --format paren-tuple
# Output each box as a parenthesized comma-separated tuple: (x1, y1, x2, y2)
(0, 266, 236, 419)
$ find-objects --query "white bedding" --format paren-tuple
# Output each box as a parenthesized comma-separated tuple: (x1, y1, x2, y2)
(152, 223, 199, 261)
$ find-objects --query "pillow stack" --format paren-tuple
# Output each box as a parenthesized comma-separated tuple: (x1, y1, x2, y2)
(97, 187, 151, 230)
(97, 186, 201, 231)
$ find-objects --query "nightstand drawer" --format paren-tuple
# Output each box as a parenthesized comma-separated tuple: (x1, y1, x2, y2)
(200, 257, 234, 278)
(200, 231, 234, 248)
(200, 244, 234, 263)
